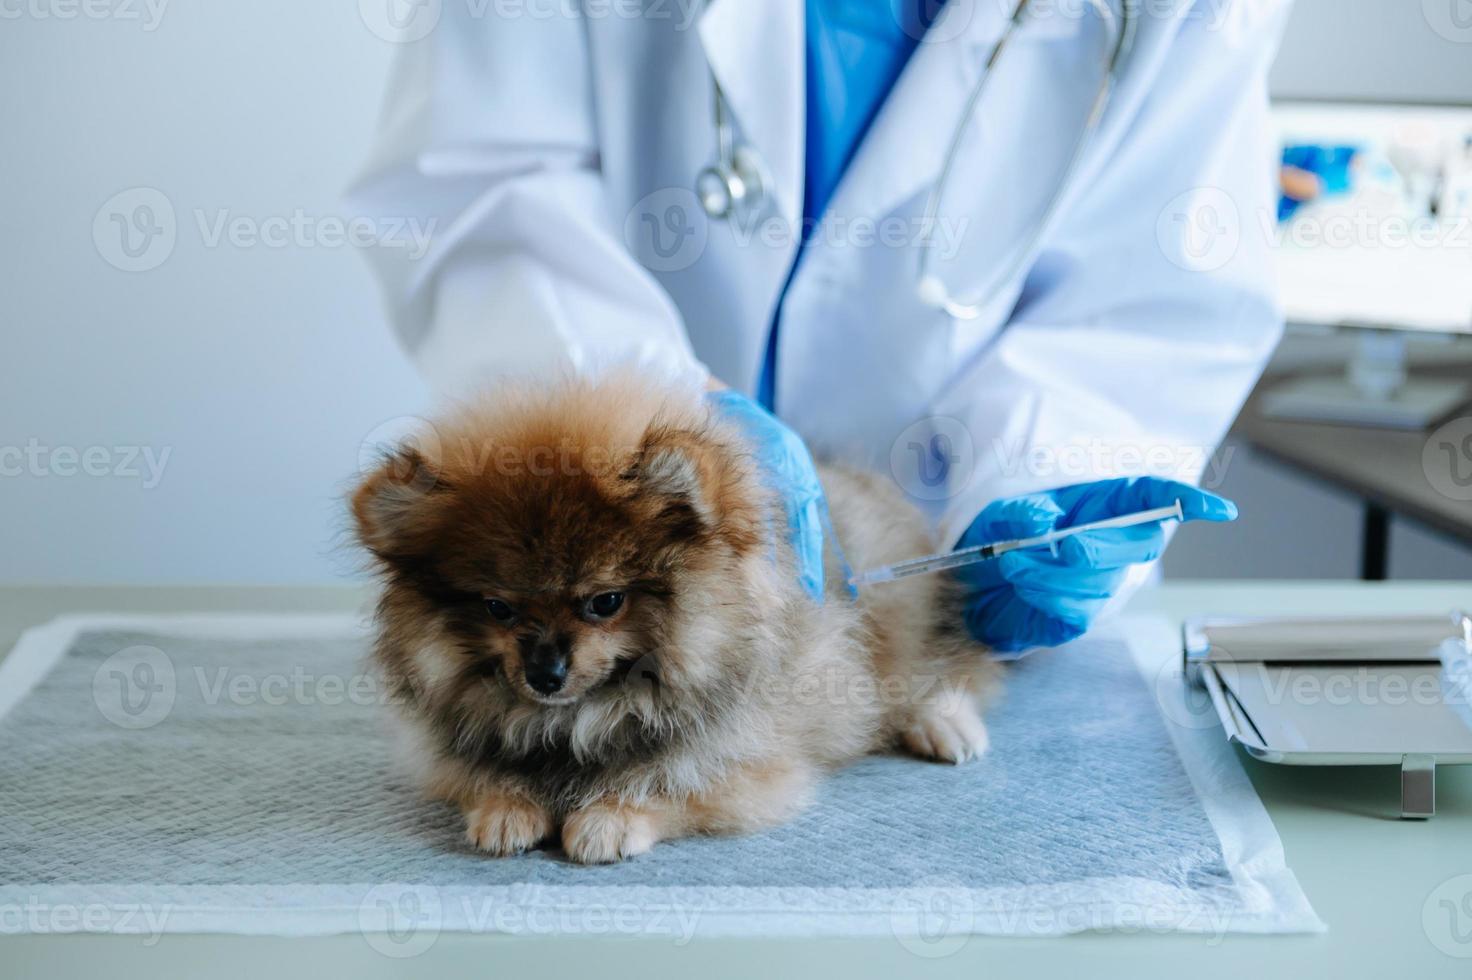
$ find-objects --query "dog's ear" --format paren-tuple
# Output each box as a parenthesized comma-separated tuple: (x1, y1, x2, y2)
(624, 423, 763, 552)
(351, 446, 450, 563)
(625, 425, 717, 535)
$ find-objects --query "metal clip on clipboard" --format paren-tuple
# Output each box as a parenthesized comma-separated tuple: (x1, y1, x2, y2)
(1183, 612, 1472, 819)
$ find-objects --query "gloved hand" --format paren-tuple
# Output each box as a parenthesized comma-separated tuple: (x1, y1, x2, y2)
(707, 389, 834, 601)
(957, 477, 1237, 654)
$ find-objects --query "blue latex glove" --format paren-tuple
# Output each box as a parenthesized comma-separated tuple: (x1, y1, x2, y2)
(958, 477, 1238, 655)
(707, 389, 836, 601)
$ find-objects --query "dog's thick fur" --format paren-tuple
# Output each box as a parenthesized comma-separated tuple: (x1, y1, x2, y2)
(351, 377, 997, 863)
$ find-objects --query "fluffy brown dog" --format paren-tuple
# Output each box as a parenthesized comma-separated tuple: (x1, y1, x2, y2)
(352, 377, 996, 863)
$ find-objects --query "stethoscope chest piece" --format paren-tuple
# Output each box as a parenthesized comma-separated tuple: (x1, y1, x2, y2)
(697, 140, 768, 220)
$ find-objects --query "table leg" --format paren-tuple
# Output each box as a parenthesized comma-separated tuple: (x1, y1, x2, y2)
(1361, 502, 1390, 581)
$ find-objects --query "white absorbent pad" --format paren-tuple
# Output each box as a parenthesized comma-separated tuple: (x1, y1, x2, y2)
(0, 613, 1322, 941)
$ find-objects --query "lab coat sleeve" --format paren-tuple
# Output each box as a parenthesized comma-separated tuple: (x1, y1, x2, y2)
(346, 10, 706, 398)
(932, 0, 1293, 566)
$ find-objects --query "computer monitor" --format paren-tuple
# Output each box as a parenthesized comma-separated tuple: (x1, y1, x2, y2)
(1263, 100, 1472, 427)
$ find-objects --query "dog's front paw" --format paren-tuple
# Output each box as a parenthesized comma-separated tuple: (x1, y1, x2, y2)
(561, 804, 659, 864)
(901, 703, 990, 765)
(464, 792, 553, 856)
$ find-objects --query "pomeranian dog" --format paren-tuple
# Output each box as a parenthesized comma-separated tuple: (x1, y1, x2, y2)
(351, 376, 997, 864)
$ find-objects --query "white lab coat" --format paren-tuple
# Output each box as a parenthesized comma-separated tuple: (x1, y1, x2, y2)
(349, 0, 1291, 548)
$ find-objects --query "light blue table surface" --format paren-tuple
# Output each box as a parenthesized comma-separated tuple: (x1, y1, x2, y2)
(1, 582, 1469, 979)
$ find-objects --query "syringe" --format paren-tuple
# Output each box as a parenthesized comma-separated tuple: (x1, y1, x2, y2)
(849, 499, 1185, 587)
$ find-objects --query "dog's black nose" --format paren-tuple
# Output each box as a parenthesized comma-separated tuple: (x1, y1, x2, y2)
(524, 647, 569, 695)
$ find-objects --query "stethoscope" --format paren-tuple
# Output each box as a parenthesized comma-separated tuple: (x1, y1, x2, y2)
(694, 0, 1136, 320)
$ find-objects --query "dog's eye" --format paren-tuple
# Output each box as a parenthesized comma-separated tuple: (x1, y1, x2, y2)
(585, 591, 626, 620)
(483, 598, 516, 623)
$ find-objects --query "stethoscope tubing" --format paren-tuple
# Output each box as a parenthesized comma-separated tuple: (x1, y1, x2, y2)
(696, 0, 1137, 320)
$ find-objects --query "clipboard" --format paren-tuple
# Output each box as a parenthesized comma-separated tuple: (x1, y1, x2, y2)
(1183, 612, 1472, 818)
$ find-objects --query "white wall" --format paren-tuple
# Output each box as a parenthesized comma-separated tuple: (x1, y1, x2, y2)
(3, 1, 1470, 585)
(1270, 0, 1472, 103)
(1, 5, 425, 584)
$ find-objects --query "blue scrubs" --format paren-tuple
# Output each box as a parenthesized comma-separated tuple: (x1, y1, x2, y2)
(757, 0, 946, 409)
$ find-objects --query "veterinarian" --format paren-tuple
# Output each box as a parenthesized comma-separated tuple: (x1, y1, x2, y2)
(350, 0, 1288, 655)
